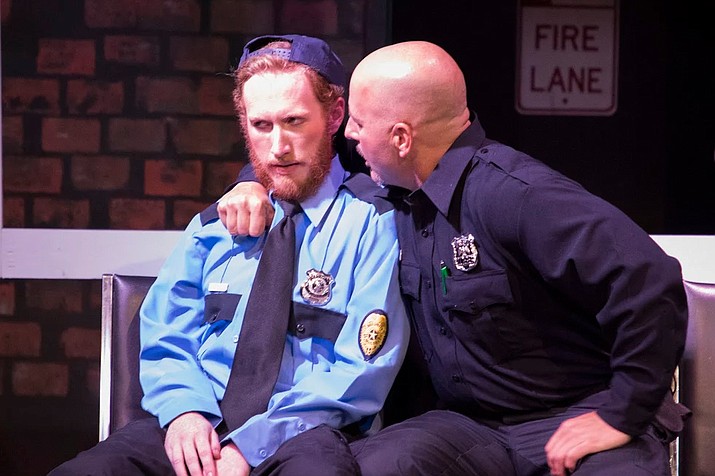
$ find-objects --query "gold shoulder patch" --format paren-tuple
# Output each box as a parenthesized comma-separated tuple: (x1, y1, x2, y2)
(359, 310, 388, 360)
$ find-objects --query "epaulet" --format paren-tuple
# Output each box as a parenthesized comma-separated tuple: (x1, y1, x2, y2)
(339, 173, 394, 215)
(200, 202, 220, 226)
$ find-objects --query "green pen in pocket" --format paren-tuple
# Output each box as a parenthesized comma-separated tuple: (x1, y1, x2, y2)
(440, 260, 449, 295)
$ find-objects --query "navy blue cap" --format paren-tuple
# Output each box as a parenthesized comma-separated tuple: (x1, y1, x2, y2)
(238, 34, 346, 90)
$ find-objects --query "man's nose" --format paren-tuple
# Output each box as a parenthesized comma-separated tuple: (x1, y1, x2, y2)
(344, 116, 357, 139)
(270, 128, 290, 158)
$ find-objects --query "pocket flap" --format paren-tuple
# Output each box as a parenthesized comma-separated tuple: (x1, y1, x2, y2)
(290, 302, 347, 343)
(204, 293, 242, 323)
(399, 262, 421, 301)
(442, 271, 513, 313)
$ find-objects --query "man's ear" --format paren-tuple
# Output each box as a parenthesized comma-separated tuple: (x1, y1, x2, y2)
(327, 97, 346, 136)
(391, 122, 413, 158)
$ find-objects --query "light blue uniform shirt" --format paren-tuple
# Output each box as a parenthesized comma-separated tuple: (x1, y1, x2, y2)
(139, 157, 408, 467)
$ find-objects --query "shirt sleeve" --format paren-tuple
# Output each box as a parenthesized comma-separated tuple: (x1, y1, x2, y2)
(227, 209, 409, 467)
(513, 177, 687, 435)
(233, 162, 258, 187)
(139, 215, 223, 428)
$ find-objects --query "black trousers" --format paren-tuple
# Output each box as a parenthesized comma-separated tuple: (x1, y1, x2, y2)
(48, 418, 360, 476)
(350, 391, 672, 476)
(48, 418, 173, 476)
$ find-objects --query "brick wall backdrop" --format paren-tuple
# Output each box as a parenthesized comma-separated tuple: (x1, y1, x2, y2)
(1, 1, 372, 474)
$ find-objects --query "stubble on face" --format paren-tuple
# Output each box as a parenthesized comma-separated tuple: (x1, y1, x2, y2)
(250, 125, 334, 202)
(353, 141, 384, 187)
(369, 170, 384, 187)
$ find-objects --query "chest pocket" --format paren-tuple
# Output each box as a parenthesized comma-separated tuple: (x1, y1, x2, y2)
(204, 293, 242, 324)
(399, 262, 421, 301)
(442, 270, 540, 365)
(442, 270, 512, 313)
(289, 302, 347, 343)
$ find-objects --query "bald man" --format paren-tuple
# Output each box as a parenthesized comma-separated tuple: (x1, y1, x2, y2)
(221, 41, 689, 476)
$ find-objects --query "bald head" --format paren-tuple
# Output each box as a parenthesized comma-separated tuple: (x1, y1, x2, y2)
(345, 41, 471, 189)
(352, 41, 468, 133)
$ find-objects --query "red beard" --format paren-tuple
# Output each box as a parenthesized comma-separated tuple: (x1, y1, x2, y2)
(250, 129, 333, 202)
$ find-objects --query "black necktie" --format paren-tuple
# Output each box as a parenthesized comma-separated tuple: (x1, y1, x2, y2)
(220, 200, 301, 431)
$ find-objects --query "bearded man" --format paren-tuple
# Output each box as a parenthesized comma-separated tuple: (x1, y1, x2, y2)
(50, 34, 408, 476)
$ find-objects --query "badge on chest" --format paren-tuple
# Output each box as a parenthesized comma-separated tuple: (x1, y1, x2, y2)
(451, 233, 479, 272)
(300, 268, 334, 305)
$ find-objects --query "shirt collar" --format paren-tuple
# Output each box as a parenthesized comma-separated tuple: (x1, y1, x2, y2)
(270, 154, 347, 226)
(416, 112, 486, 216)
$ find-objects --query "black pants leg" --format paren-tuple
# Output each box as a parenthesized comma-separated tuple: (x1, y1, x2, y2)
(350, 396, 671, 476)
(350, 410, 515, 476)
(505, 391, 672, 476)
(251, 424, 360, 476)
(48, 418, 173, 476)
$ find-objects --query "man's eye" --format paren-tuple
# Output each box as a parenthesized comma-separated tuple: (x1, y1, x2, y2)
(286, 117, 304, 126)
(252, 121, 270, 130)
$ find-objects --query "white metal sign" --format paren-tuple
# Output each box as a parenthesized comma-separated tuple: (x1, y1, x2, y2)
(516, 0, 619, 116)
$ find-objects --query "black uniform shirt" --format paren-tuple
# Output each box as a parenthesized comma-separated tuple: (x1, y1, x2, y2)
(389, 114, 687, 436)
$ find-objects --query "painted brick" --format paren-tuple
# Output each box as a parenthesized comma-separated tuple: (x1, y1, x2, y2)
(279, 0, 338, 36)
(3, 156, 63, 194)
(104, 35, 160, 67)
(42, 118, 101, 153)
(170, 118, 239, 156)
(205, 160, 243, 197)
(1, 0, 11, 24)
(32, 197, 91, 228)
(70, 155, 131, 191)
(135, 76, 199, 114)
(0, 283, 16, 316)
(37, 39, 96, 76)
(198, 76, 235, 116)
(2, 77, 60, 114)
(174, 199, 212, 229)
(67, 79, 124, 115)
(211, 0, 274, 34)
(2, 115, 24, 154)
(109, 198, 166, 230)
(0, 322, 41, 357)
(109, 118, 166, 153)
(169, 36, 229, 73)
(12, 362, 68, 397)
(145, 159, 202, 197)
(25, 280, 83, 313)
(3, 197, 25, 227)
(61, 327, 101, 359)
(85, 0, 138, 28)
(136, 0, 200, 32)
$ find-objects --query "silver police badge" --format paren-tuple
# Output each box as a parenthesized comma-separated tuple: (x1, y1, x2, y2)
(451, 233, 479, 271)
(300, 268, 334, 305)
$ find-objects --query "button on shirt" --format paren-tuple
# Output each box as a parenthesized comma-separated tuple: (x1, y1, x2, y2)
(391, 115, 687, 436)
(139, 157, 408, 467)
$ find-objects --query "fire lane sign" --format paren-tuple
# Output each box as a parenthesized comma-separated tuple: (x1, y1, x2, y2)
(516, 0, 619, 116)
